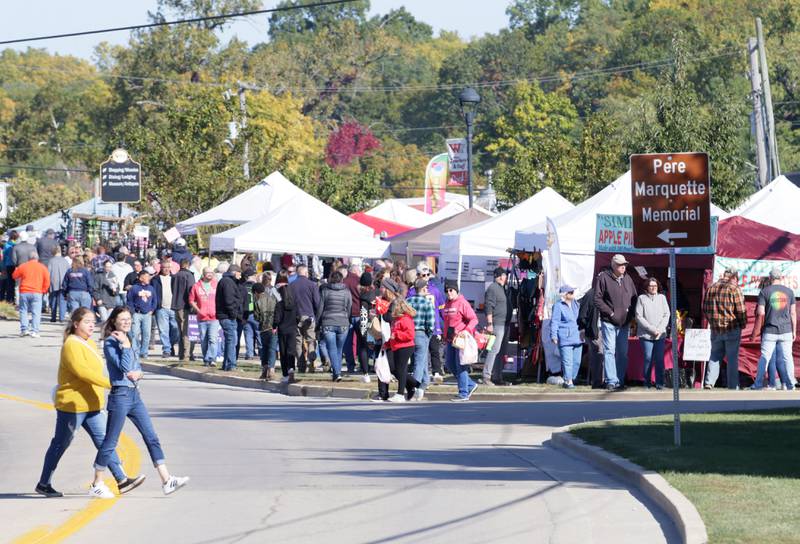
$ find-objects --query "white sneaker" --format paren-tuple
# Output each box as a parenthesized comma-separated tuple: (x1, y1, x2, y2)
(163, 475, 189, 495)
(20, 331, 29, 337)
(89, 481, 115, 499)
(433, 373, 444, 384)
(387, 394, 406, 403)
(413, 389, 425, 402)
(215, 356, 224, 364)
(361, 374, 371, 383)
(30, 332, 40, 338)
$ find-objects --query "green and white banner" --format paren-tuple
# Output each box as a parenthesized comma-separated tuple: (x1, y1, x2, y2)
(713, 256, 800, 297)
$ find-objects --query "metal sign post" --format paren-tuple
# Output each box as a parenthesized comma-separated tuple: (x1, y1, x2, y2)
(631, 152, 712, 448)
(669, 248, 680, 446)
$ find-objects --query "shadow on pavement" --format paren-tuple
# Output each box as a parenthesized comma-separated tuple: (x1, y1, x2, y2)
(151, 399, 800, 429)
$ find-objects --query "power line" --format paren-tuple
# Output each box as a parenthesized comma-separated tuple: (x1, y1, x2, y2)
(0, 164, 93, 173)
(1, 142, 106, 153)
(0, 0, 359, 46)
(6, 47, 744, 97)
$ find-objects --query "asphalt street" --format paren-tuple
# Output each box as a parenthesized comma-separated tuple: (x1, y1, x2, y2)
(2, 319, 799, 544)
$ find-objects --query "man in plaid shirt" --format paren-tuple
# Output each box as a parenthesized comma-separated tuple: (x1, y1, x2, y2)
(703, 267, 747, 389)
(407, 278, 435, 401)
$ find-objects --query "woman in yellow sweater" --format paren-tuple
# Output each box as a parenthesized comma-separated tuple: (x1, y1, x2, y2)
(35, 307, 144, 498)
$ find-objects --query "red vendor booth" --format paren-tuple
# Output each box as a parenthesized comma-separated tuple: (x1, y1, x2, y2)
(712, 216, 800, 383)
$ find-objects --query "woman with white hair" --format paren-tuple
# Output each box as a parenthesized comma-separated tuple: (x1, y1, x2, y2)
(551, 285, 582, 389)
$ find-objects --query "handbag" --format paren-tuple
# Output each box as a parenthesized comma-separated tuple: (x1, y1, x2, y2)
(458, 332, 479, 365)
(374, 350, 392, 384)
(380, 317, 392, 344)
(368, 316, 382, 340)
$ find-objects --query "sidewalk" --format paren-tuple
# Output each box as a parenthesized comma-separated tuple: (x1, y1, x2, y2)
(140, 356, 792, 402)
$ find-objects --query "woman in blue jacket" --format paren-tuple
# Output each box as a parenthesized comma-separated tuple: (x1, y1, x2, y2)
(551, 285, 582, 389)
(88, 306, 189, 498)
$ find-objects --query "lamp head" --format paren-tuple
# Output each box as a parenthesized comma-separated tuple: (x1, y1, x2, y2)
(459, 87, 481, 115)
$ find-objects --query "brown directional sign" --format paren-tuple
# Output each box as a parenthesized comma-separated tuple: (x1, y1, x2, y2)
(630, 152, 711, 249)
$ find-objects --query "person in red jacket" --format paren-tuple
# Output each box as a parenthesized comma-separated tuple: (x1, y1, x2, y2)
(188, 267, 219, 367)
(386, 299, 417, 403)
(443, 279, 479, 401)
(13, 250, 50, 337)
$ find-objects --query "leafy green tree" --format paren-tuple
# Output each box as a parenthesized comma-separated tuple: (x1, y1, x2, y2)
(627, 36, 751, 210)
(268, 0, 370, 40)
(3, 174, 88, 228)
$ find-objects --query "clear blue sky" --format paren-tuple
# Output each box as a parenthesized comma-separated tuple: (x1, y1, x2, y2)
(0, 1, 512, 61)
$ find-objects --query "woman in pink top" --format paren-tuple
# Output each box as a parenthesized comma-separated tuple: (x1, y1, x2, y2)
(442, 280, 479, 401)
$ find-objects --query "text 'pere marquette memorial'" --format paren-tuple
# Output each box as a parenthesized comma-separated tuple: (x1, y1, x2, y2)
(630, 152, 711, 249)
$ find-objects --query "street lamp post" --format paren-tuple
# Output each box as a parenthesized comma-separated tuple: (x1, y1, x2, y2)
(459, 87, 481, 209)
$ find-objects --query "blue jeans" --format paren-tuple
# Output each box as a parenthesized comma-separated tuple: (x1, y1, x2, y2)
(131, 312, 152, 358)
(155, 308, 178, 356)
(95, 387, 165, 470)
(483, 324, 505, 382)
(220, 318, 239, 370)
(49, 290, 67, 322)
(67, 290, 92, 313)
(198, 319, 220, 364)
(40, 409, 126, 485)
(640, 337, 666, 386)
(242, 314, 261, 358)
(344, 316, 360, 372)
(600, 321, 630, 386)
(704, 329, 742, 389)
(412, 331, 431, 389)
(445, 344, 476, 398)
(559, 343, 583, 382)
(19, 292, 42, 334)
(259, 330, 278, 369)
(322, 325, 348, 378)
(754, 332, 795, 389)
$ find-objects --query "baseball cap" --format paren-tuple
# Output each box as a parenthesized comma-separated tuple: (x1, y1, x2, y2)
(611, 254, 629, 265)
(769, 267, 783, 280)
(175, 237, 187, 246)
(415, 262, 430, 274)
(559, 284, 575, 294)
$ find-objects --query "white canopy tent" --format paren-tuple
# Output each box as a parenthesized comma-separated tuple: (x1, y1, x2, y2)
(440, 187, 574, 264)
(364, 200, 435, 228)
(731, 175, 800, 234)
(23, 197, 137, 234)
(513, 171, 729, 295)
(209, 191, 389, 258)
(176, 171, 301, 235)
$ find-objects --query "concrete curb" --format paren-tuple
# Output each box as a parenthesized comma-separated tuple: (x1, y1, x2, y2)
(140, 361, 793, 404)
(550, 426, 707, 544)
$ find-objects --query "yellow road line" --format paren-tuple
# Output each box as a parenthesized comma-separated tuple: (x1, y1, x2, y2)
(1, 393, 143, 544)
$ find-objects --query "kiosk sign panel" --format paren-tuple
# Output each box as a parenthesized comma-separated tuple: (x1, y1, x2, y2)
(100, 148, 141, 203)
(630, 153, 710, 249)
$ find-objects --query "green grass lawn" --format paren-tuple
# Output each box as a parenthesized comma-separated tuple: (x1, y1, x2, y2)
(572, 409, 800, 544)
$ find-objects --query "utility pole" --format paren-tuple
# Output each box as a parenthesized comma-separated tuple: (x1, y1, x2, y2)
(756, 18, 781, 179)
(237, 83, 250, 181)
(748, 37, 769, 189)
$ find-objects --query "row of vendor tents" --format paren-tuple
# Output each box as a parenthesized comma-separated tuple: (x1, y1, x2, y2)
(175, 170, 800, 296)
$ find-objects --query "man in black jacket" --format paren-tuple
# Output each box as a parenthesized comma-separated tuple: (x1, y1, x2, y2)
(171, 259, 195, 361)
(290, 265, 320, 373)
(578, 285, 604, 388)
(216, 264, 243, 371)
(593, 254, 638, 390)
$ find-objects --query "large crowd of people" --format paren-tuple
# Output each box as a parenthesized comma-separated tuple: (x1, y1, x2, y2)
(2, 229, 797, 407)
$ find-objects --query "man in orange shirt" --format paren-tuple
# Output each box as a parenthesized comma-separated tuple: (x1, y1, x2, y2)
(12, 250, 50, 338)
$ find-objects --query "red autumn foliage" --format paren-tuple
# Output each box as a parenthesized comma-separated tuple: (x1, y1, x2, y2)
(325, 121, 381, 167)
